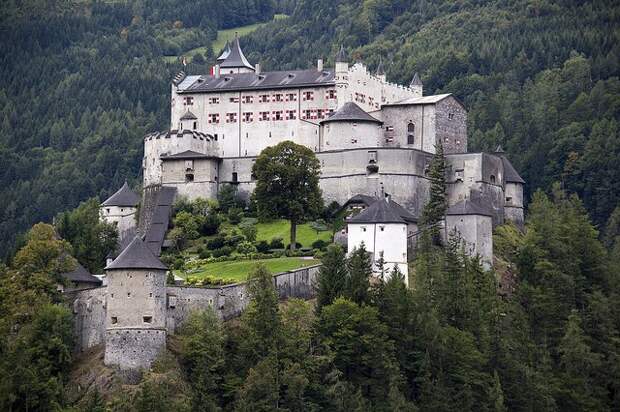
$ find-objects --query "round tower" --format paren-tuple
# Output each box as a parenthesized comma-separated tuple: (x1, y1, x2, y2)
(104, 236, 168, 370)
(335, 45, 350, 108)
(143, 129, 217, 188)
(100, 182, 140, 238)
(320, 102, 383, 150)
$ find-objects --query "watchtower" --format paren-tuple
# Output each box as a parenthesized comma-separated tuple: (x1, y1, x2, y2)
(104, 236, 168, 370)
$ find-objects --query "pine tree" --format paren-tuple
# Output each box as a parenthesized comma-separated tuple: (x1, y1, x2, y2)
(345, 244, 372, 305)
(421, 143, 447, 241)
(316, 244, 348, 312)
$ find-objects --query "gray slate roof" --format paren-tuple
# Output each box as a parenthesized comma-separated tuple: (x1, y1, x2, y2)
(342, 194, 377, 209)
(348, 197, 416, 224)
(216, 41, 231, 63)
(219, 37, 254, 70)
(180, 110, 197, 120)
(410, 72, 423, 86)
(63, 261, 102, 285)
(321, 102, 382, 124)
(336, 45, 347, 63)
(160, 150, 216, 160)
(177, 69, 335, 93)
(105, 236, 167, 271)
(102, 182, 140, 207)
(500, 156, 525, 184)
(144, 186, 176, 256)
(447, 199, 493, 217)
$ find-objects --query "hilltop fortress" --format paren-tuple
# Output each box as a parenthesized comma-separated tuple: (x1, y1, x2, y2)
(70, 38, 525, 372)
(143, 38, 524, 258)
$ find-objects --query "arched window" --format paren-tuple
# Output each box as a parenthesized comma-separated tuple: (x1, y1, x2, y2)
(407, 122, 415, 145)
(490, 174, 496, 184)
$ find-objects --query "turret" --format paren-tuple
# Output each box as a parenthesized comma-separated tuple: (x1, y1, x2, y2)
(100, 182, 140, 240)
(497, 149, 525, 229)
(375, 57, 386, 82)
(335, 45, 350, 107)
(104, 236, 168, 370)
(218, 34, 254, 74)
(410, 72, 423, 97)
(320, 102, 383, 150)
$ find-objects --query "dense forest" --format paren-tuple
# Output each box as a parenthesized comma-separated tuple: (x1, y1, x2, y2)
(1, 186, 619, 410)
(0, 0, 619, 259)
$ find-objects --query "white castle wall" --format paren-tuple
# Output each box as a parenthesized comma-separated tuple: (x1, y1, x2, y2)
(143, 131, 218, 187)
(446, 214, 493, 269)
(100, 206, 137, 236)
(347, 222, 410, 284)
(321, 121, 383, 150)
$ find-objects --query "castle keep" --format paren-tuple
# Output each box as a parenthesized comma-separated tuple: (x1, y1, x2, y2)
(69, 37, 524, 371)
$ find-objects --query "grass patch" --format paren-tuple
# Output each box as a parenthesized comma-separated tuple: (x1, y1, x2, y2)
(255, 219, 332, 247)
(181, 14, 287, 60)
(181, 257, 319, 282)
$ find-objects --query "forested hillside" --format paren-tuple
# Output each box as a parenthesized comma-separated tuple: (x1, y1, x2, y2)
(1, 0, 619, 259)
(243, 0, 620, 228)
(0, 0, 276, 259)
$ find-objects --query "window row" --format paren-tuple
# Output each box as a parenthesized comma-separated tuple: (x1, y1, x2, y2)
(185, 90, 338, 106)
(207, 109, 335, 123)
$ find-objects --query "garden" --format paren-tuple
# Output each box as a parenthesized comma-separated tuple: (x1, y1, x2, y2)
(161, 185, 340, 286)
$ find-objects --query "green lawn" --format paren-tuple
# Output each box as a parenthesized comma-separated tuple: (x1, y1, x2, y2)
(171, 14, 288, 63)
(182, 257, 319, 282)
(255, 219, 332, 247)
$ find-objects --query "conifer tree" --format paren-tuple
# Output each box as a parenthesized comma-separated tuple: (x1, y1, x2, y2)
(316, 244, 348, 312)
(345, 243, 372, 305)
(421, 143, 447, 240)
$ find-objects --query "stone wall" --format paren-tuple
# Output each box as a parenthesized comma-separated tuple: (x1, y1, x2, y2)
(71, 265, 321, 351)
(68, 287, 107, 352)
(104, 328, 166, 370)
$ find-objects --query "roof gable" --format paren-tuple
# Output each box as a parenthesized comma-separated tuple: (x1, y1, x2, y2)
(348, 197, 415, 224)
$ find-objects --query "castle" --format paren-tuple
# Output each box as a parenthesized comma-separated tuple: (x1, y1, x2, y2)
(68, 37, 525, 371)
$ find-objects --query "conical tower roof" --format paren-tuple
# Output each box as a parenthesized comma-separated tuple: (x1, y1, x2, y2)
(219, 36, 253, 70)
(335, 45, 347, 63)
(216, 41, 231, 63)
(321, 102, 382, 124)
(105, 236, 167, 271)
(410, 72, 423, 87)
(376, 57, 385, 76)
(102, 182, 140, 207)
(348, 197, 408, 224)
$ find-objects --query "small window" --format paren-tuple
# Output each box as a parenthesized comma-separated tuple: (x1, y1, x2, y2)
(361, 226, 367, 232)
(448, 113, 454, 120)
(193, 121, 197, 130)
(368, 151, 377, 163)
(106, 208, 110, 213)
(407, 134, 414, 145)
(143, 316, 152, 323)
(506, 196, 512, 202)
(232, 172, 238, 183)
(490, 175, 496, 184)
(380, 226, 385, 231)
(111, 316, 118, 324)
(185, 173, 194, 182)
(455, 169, 464, 182)
(127, 292, 131, 297)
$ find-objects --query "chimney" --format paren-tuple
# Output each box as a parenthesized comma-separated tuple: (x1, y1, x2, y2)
(317, 59, 323, 72)
(255, 63, 261, 75)
(214, 64, 220, 79)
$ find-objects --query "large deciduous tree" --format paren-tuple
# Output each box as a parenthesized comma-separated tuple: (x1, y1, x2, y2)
(252, 141, 323, 250)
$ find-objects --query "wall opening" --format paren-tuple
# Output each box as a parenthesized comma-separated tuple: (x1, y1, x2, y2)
(407, 122, 415, 144)
(490, 175, 496, 184)
(143, 316, 153, 323)
(111, 316, 118, 324)
(185, 173, 194, 182)
(232, 172, 238, 183)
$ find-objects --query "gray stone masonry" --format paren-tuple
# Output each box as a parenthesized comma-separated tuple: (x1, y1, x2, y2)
(69, 264, 321, 352)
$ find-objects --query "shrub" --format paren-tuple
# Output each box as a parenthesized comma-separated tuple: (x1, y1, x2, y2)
(270, 237, 285, 249)
(256, 240, 270, 253)
(286, 242, 303, 250)
(173, 258, 185, 270)
(323, 201, 341, 220)
(237, 241, 257, 256)
(240, 224, 257, 242)
(212, 246, 233, 257)
(201, 213, 222, 236)
(198, 249, 212, 259)
(228, 207, 244, 225)
(206, 235, 225, 250)
(311, 239, 328, 250)
(226, 234, 245, 247)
